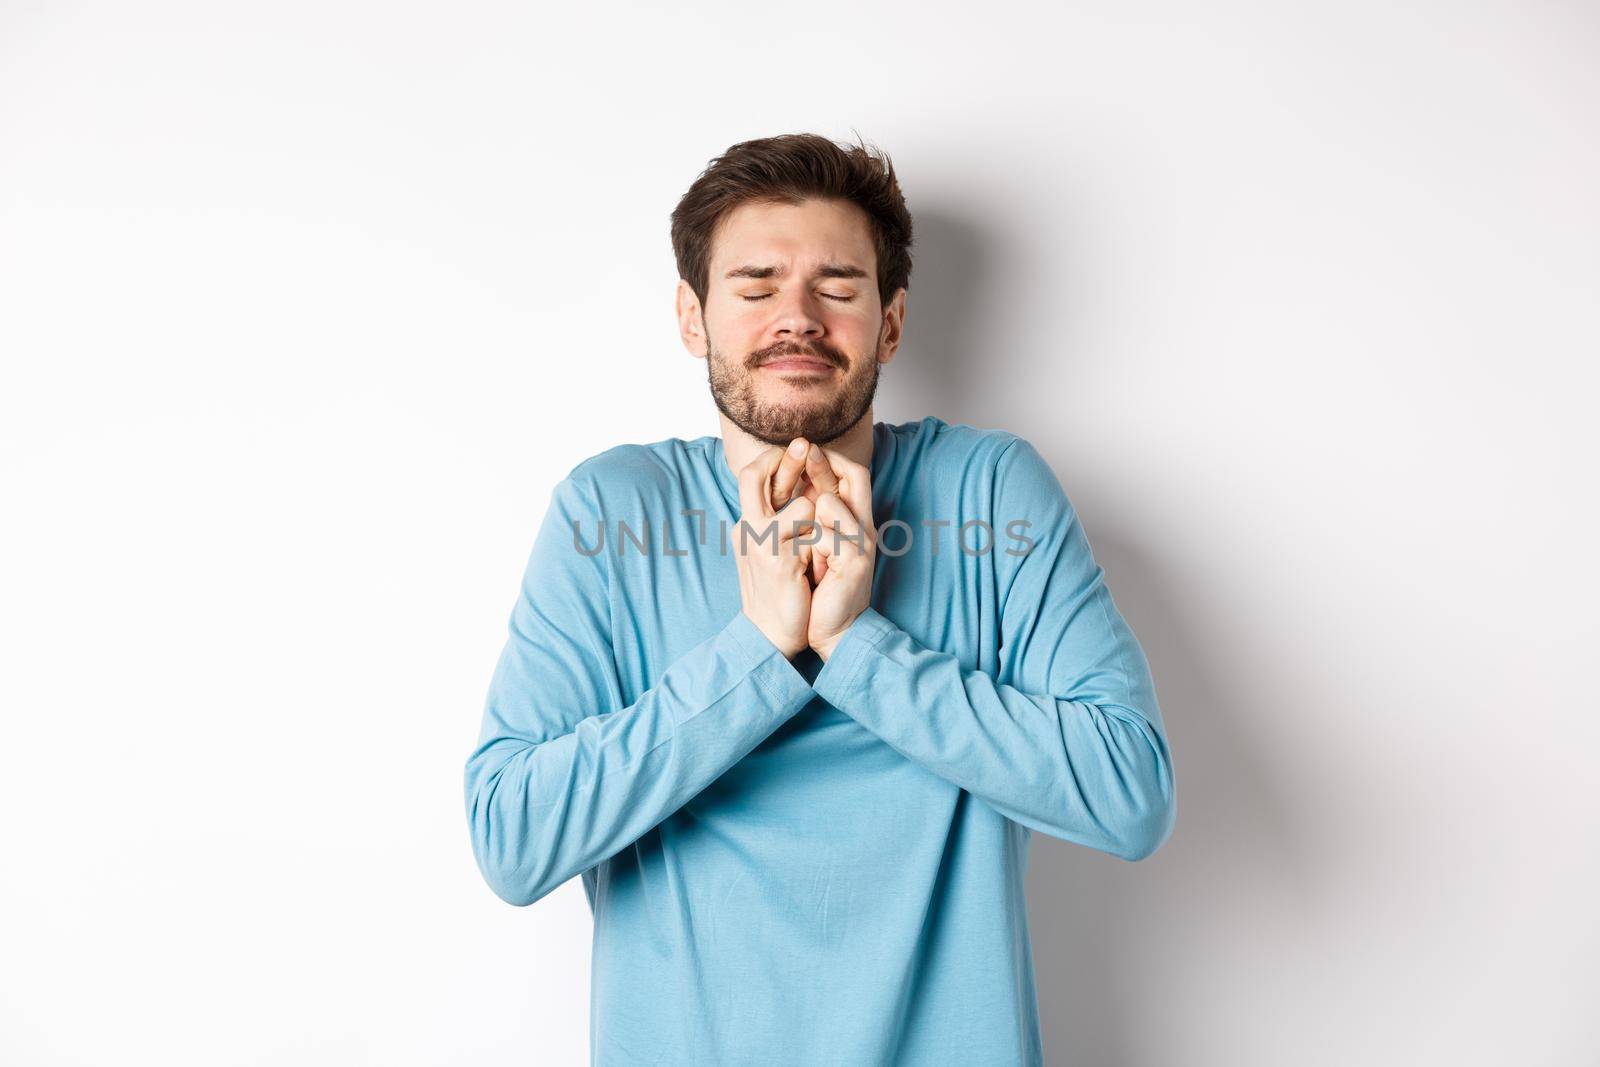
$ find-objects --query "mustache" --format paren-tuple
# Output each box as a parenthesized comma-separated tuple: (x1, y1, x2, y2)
(750, 341, 845, 368)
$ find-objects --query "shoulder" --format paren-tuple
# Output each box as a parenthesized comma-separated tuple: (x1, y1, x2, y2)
(557, 438, 694, 514)
(886, 414, 1018, 463)
(907, 418, 1074, 533)
(888, 415, 1039, 483)
(566, 440, 673, 487)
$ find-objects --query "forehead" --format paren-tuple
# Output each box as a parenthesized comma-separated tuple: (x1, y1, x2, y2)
(709, 197, 876, 275)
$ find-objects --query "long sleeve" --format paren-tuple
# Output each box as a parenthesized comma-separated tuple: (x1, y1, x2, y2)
(464, 474, 817, 907)
(811, 437, 1176, 861)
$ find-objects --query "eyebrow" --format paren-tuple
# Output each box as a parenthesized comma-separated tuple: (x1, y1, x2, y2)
(723, 263, 870, 281)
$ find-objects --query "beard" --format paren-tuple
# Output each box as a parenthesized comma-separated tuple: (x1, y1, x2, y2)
(704, 328, 881, 447)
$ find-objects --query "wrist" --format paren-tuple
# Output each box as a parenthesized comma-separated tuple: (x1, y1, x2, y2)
(812, 628, 847, 662)
(743, 610, 805, 661)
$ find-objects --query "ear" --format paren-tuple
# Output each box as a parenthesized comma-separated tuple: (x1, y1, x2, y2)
(877, 286, 907, 366)
(676, 279, 709, 359)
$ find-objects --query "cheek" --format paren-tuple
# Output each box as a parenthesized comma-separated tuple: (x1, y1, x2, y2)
(707, 305, 756, 339)
(826, 313, 877, 349)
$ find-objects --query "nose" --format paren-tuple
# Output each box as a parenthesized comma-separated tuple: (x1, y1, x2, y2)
(771, 287, 826, 343)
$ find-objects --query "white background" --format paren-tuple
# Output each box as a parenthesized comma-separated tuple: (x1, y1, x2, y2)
(2, 2, 1595, 1064)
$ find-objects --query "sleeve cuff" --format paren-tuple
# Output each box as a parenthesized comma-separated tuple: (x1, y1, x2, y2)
(812, 606, 897, 712)
(721, 609, 816, 713)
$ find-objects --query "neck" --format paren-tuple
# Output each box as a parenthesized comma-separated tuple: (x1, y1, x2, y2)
(718, 407, 876, 485)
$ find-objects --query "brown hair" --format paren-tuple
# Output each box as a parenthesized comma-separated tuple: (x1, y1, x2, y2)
(670, 132, 913, 311)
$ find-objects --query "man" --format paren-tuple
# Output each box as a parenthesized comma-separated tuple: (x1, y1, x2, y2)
(464, 133, 1176, 1065)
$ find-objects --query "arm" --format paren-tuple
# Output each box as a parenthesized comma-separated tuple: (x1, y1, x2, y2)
(463, 475, 816, 906)
(810, 438, 1176, 861)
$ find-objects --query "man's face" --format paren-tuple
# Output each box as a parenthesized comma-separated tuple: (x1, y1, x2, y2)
(680, 197, 904, 447)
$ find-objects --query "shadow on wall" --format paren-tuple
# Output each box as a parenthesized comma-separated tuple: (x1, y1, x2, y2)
(885, 206, 1318, 1064)
(1027, 524, 1320, 1064)
(871, 206, 1000, 429)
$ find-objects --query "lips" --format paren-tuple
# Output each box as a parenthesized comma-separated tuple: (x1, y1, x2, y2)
(761, 356, 834, 372)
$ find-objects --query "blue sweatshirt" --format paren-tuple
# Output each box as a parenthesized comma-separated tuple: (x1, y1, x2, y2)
(464, 415, 1176, 1065)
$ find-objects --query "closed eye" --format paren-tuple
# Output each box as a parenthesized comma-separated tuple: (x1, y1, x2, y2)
(741, 293, 855, 302)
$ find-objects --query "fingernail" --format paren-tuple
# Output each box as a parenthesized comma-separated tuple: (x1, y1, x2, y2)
(788, 439, 807, 458)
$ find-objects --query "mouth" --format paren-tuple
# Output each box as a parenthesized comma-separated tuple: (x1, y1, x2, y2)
(760, 357, 835, 375)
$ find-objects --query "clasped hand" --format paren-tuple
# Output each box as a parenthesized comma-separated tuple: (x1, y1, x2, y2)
(734, 437, 876, 662)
